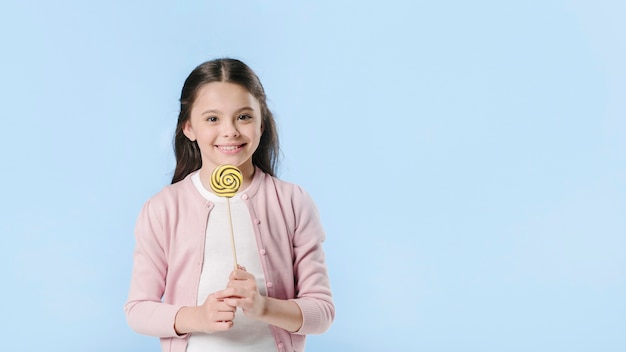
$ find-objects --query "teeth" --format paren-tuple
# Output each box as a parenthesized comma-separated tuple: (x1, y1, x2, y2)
(218, 145, 240, 151)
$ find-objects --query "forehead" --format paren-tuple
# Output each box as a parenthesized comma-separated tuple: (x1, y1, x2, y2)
(192, 81, 260, 112)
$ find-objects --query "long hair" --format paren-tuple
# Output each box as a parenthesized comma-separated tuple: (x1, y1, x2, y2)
(171, 58, 280, 184)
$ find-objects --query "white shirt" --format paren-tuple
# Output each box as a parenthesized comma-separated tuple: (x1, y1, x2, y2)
(186, 172, 275, 351)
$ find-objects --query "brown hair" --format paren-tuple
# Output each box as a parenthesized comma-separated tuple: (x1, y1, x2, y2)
(171, 58, 280, 184)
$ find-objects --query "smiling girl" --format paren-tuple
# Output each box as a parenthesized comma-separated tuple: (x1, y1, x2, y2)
(124, 58, 334, 352)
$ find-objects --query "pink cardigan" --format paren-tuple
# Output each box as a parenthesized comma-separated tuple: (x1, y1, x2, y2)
(124, 169, 334, 352)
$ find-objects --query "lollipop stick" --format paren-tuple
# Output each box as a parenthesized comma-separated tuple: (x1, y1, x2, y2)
(209, 165, 242, 270)
(226, 198, 238, 270)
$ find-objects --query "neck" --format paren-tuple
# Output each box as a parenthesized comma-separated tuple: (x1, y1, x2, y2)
(236, 162, 256, 189)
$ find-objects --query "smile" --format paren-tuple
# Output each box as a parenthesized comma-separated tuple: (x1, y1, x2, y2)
(216, 144, 244, 151)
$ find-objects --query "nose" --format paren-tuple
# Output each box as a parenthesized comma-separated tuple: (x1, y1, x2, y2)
(222, 120, 240, 138)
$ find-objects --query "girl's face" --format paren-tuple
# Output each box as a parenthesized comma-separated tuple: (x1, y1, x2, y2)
(183, 81, 263, 181)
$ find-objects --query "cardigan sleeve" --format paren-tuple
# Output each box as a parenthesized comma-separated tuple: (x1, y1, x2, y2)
(123, 199, 185, 338)
(289, 188, 335, 335)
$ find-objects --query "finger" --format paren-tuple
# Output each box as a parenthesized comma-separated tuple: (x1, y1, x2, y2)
(208, 291, 229, 301)
(236, 264, 247, 271)
(230, 269, 253, 280)
(215, 301, 236, 312)
(212, 320, 234, 331)
(223, 298, 240, 308)
(215, 311, 236, 321)
(229, 286, 252, 299)
(211, 288, 236, 300)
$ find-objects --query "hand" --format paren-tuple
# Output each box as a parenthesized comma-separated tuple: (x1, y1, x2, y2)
(198, 291, 238, 332)
(174, 291, 237, 335)
(223, 266, 267, 320)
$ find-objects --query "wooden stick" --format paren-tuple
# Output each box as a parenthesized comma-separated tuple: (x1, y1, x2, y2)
(226, 198, 238, 270)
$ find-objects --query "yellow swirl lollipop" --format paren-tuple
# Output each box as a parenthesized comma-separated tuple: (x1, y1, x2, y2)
(210, 164, 242, 197)
(210, 164, 242, 269)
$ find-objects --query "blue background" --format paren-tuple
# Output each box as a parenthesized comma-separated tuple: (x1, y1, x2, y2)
(1, 1, 624, 351)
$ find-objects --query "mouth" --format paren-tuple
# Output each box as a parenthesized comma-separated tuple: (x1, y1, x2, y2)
(216, 144, 245, 152)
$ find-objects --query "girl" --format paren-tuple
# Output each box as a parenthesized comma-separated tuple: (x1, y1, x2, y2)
(124, 58, 334, 352)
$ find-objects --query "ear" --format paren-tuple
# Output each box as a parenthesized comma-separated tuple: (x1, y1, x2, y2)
(182, 120, 196, 142)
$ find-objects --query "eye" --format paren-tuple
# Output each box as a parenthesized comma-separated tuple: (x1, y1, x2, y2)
(238, 114, 252, 121)
(206, 116, 218, 122)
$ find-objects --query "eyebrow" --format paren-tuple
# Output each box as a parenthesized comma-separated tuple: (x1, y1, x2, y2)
(200, 106, 255, 116)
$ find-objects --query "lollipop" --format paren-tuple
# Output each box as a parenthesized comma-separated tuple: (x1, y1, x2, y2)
(210, 164, 243, 197)
(210, 164, 243, 269)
